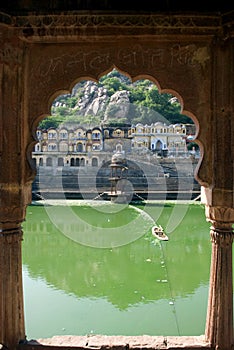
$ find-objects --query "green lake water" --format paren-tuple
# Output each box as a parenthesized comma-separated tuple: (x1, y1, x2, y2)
(22, 200, 211, 340)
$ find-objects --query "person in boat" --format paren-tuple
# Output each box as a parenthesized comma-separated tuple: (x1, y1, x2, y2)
(159, 226, 166, 237)
(154, 225, 164, 236)
(152, 224, 168, 240)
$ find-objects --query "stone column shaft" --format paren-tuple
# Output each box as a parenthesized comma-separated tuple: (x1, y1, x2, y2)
(0, 227, 25, 349)
(205, 206, 234, 350)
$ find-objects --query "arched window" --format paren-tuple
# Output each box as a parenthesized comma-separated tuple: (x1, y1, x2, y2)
(113, 129, 123, 137)
(92, 157, 98, 166)
(92, 130, 101, 139)
(59, 129, 68, 139)
(34, 143, 40, 152)
(58, 157, 64, 166)
(48, 143, 57, 151)
(36, 130, 42, 140)
(155, 140, 163, 151)
(77, 143, 83, 152)
(48, 130, 57, 139)
(46, 157, 52, 166)
(116, 144, 123, 152)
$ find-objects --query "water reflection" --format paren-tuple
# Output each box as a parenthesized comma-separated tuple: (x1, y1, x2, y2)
(37, 203, 155, 248)
(22, 202, 211, 338)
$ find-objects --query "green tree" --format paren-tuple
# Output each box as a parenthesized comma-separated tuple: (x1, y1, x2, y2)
(38, 115, 64, 129)
(100, 77, 128, 96)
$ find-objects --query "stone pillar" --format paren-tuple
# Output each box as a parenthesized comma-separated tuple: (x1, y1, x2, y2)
(0, 28, 31, 349)
(201, 35, 234, 349)
(205, 205, 234, 350)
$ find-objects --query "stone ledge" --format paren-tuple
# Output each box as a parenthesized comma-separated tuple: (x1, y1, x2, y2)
(18, 335, 212, 350)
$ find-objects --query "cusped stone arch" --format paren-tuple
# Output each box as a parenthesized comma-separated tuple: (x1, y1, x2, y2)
(27, 41, 212, 189)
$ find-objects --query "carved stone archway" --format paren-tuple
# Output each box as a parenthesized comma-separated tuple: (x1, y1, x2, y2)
(0, 10, 233, 350)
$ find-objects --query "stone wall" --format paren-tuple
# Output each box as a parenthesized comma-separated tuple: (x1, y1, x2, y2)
(32, 158, 200, 200)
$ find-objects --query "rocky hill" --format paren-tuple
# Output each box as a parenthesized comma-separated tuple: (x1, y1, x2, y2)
(40, 69, 193, 129)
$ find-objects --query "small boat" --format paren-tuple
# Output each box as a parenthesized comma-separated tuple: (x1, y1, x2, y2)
(152, 225, 169, 241)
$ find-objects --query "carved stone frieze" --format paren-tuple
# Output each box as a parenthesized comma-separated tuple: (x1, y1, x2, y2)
(0, 10, 232, 43)
(2, 14, 221, 41)
(13, 13, 219, 28)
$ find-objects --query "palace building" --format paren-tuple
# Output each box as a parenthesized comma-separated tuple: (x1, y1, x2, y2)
(33, 122, 194, 168)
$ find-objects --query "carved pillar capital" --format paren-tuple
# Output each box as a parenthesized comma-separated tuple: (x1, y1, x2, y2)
(0, 227, 23, 242)
(205, 205, 234, 230)
(0, 183, 32, 230)
(210, 228, 233, 248)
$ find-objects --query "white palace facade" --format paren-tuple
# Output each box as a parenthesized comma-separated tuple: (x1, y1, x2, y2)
(33, 122, 196, 168)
